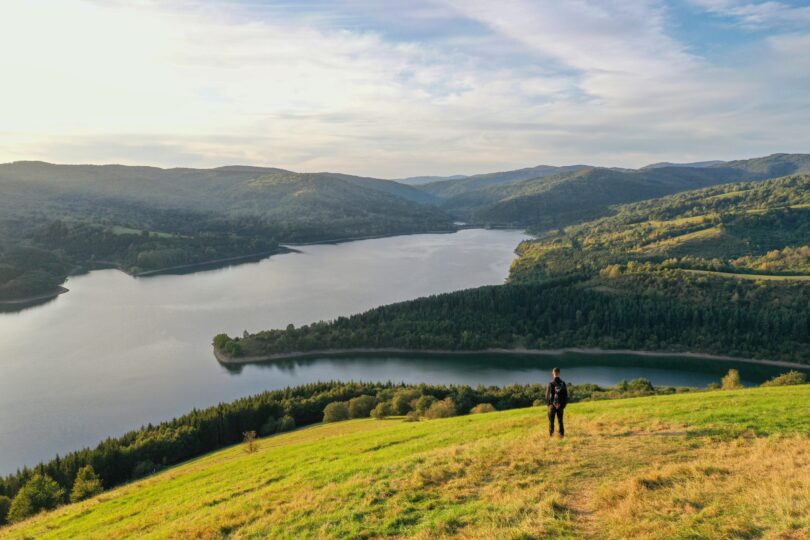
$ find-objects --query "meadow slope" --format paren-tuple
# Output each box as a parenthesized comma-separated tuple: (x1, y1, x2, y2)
(4, 385, 809, 539)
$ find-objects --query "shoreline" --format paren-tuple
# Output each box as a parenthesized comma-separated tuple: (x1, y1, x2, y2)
(279, 227, 461, 247)
(134, 246, 296, 277)
(213, 346, 810, 371)
(0, 286, 69, 307)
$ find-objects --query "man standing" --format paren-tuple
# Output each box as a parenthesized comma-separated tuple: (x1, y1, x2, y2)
(546, 367, 568, 438)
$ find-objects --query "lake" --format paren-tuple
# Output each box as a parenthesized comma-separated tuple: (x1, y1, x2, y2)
(0, 228, 802, 474)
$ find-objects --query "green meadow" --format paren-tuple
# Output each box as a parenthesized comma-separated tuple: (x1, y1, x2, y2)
(4, 385, 809, 539)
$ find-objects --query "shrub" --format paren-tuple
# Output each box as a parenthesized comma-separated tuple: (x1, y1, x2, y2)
(424, 397, 457, 419)
(403, 410, 421, 422)
(707, 382, 720, 390)
(243, 431, 258, 453)
(212, 333, 231, 349)
(532, 398, 545, 407)
(411, 395, 437, 415)
(391, 389, 421, 415)
(470, 403, 496, 414)
(259, 416, 277, 436)
(761, 370, 807, 387)
(131, 460, 158, 480)
(627, 378, 655, 395)
(348, 395, 377, 418)
(8, 473, 64, 522)
(0, 495, 11, 525)
(323, 401, 350, 423)
(371, 402, 392, 420)
(721, 369, 743, 390)
(70, 465, 103, 502)
(276, 415, 296, 432)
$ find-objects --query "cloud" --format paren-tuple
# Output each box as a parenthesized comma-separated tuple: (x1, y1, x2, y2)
(0, 0, 808, 176)
(690, 0, 810, 29)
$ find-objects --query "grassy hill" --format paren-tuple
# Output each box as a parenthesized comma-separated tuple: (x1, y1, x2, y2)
(3, 385, 808, 539)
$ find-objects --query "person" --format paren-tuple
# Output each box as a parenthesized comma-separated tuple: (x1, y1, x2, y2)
(545, 367, 568, 438)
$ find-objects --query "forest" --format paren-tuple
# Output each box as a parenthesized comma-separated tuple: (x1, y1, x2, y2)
(225, 173, 810, 364)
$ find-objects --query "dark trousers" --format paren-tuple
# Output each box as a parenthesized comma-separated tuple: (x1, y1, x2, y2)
(548, 406, 564, 436)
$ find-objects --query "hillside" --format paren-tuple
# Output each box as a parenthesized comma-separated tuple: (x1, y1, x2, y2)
(424, 153, 810, 229)
(0, 162, 453, 302)
(225, 173, 810, 363)
(3, 385, 808, 538)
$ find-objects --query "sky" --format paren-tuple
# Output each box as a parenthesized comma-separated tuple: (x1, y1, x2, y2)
(1, 0, 809, 177)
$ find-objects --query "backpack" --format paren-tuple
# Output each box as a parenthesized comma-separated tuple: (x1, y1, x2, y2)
(551, 380, 568, 409)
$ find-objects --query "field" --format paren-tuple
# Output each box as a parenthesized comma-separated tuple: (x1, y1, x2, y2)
(3, 385, 809, 539)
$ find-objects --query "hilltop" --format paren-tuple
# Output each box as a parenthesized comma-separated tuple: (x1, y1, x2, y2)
(3, 385, 808, 538)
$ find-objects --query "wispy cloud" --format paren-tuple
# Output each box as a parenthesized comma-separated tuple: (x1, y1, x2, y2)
(0, 0, 808, 176)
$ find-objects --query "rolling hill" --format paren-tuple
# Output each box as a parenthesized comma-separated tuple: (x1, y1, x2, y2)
(226, 173, 810, 364)
(3, 385, 808, 538)
(422, 153, 810, 230)
(0, 162, 453, 302)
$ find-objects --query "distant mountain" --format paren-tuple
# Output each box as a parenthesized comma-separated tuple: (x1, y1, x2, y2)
(421, 164, 588, 198)
(423, 153, 810, 231)
(395, 174, 467, 186)
(642, 160, 725, 169)
(0, 162, 454, 302)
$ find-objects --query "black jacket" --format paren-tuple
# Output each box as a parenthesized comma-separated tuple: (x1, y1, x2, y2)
(546, 377, 568, 408)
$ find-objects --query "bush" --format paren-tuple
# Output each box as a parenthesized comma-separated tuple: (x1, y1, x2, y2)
(411, 395, 437, 415)
(424, 397, 457, 419)
(323, 402, 350, 423)
(212, 333, 231, 349)
(721, 369, 743, 390)
(131, 460, 158, 480)
(371, 402, 392, 420)
(627, 378, 655, 395)
(0, 495, 11, 525)
(470, 403, 496, 414)
(532, 398, 545, 407)
(70, 465, 103, 502)
(403, 410, 421, 422)
(276, 415, 296, 432)
(391, 389, 421, 415)
(259, 416, 277, 436)
(8, 473, 64, 522)
(761, 370, 807, 387)
(348, 395, 377, 419)
(707, 382, 721, 390)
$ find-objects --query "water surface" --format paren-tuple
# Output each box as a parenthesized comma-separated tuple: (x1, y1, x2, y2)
(0, 229, 526, 473)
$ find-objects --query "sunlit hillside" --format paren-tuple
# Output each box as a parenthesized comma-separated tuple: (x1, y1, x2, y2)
(4, 385, 809, 539)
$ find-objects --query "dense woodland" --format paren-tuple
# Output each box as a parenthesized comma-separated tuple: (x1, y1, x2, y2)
(0, 378, 692, 523)
(228, 173, 810, 364)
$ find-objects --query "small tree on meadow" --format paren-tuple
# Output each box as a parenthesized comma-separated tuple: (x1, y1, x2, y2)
(323, 402, 350, 423)
(721, 369, 743, 390)
(243, 431, 258, 453)
(8, 473, 64, 522)
(70, 465, 103, 502)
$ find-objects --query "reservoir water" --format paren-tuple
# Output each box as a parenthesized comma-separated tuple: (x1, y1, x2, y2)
(0, 229, 802, 474)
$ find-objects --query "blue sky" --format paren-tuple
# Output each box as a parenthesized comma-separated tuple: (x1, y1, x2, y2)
(1, 0, 809, 176)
